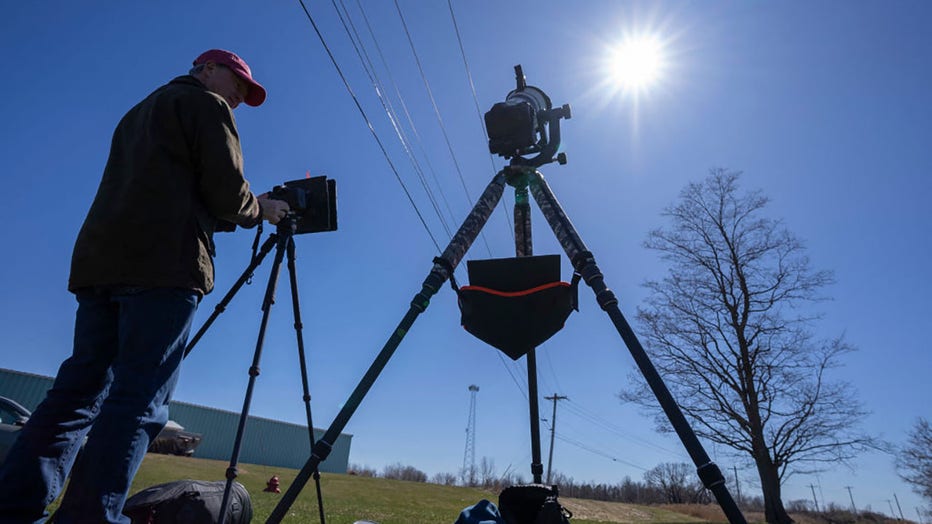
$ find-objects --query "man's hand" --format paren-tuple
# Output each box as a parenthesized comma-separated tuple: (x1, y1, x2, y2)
(257, 193, 290, 225)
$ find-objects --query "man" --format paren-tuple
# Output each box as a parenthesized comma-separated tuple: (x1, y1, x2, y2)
(0, 49, 289, 523)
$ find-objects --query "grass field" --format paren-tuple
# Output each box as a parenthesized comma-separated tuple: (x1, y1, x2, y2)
(81, 453, 712, 523)
(48, 453, 906, 523)
(41, 453, 914, 524)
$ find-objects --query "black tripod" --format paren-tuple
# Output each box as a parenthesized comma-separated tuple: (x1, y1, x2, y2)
(183, 216, 327, 524)
(264, 166, 749, 524)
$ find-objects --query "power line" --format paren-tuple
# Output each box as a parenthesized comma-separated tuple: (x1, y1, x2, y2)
(445, 0, 494, 170)
(352, 0, 462, 235)
(392, 0, 494, 258)
(329, 0, 454, 241)
(538, 344, 564, 395)
(561, 398, 688, 460)
(554, 433, 647, 472)
(296, 0, 442, 253)
(445, 0, 513, 236)
(496, 352, 528, 400)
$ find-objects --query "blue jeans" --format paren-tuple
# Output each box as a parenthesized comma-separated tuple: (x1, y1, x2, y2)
(0, 287, 199, 524)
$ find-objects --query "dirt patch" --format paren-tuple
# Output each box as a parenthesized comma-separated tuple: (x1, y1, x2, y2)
(659, 504, 729, 521)
(562, 498, 654, 522)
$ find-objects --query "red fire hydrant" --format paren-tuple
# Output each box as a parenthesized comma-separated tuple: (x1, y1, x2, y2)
(264, 475, 281, 493)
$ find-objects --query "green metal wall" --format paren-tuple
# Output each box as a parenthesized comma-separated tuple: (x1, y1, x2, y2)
(0, 367, 350, 473)
(0, 368, 54, 411)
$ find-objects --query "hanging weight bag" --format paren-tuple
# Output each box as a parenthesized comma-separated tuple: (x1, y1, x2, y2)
(456, 255, 578, 360)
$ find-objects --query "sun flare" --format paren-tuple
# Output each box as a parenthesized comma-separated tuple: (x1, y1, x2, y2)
(607, 35, 666, 92)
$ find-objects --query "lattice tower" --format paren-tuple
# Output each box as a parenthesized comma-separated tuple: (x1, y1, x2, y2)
(462, 384, 479, 485)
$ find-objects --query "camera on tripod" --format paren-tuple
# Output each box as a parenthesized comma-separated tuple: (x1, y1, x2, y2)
(269, 175, 337, 234)
(484, 65, 571, 167)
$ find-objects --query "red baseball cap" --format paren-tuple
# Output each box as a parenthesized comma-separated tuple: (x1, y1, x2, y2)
(193, 49, 267, 107)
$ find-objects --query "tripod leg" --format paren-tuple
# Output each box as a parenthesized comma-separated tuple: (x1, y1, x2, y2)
(285, 238, 327, 524)
(526, 350, 544, 484)
(514, 185, 532, 257)
(218, 232, 290, 524)
(266, 172, 508, 523)
(184, 233, 280, 358)
(513, 182, 544, 483)
(528, 172, 747, 524)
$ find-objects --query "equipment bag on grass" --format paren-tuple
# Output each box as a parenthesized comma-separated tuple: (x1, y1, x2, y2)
(123, 479, 252, 523)
(498, 484, 572, 524)
(455, 499, 506, 524)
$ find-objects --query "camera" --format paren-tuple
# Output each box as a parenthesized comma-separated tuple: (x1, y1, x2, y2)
(269, 175, 337, 235)
(485, 84, 551, 156)
(484, 65, 571, 167)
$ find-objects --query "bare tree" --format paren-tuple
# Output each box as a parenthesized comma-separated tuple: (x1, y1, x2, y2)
(624, 169, 877, 524)
(644, 462, 710, 504)
(896, 418, 932, 503)
(430, 471, 458, 486)
(347, 463, 377, 477)
(477, 456, 497, 488)
(382, 462, 427, 482)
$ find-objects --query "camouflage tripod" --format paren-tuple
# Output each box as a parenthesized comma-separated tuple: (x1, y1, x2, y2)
(266, 166, 748, 524)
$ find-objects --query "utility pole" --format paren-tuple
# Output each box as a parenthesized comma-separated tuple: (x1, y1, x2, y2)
(893, 493, 905, 520)
(808, 484, 820, 512)
(845, 486, 857, 515)
(733, 466, 741, 504)
(544, 394, 567, 484)
(888, 500, 897, 520)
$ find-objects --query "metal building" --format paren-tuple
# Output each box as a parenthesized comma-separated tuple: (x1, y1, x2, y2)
(0, 367, 351, 473)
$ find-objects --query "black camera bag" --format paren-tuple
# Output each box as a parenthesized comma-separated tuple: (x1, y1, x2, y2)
(498, 484, 572, 524)
(123, 479, 252, 524)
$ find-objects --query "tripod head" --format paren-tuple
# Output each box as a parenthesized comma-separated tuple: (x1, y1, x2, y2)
(484, 65, 571, 168)
(275, 213, 300, 235)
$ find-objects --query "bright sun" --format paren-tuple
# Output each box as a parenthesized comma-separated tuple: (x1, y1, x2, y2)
(607, 35, 666, 92)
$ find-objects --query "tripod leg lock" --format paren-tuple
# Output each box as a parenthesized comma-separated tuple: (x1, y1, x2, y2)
(571, 251, 619, 311)
(531, 462, 544, 477)
(432, 256, 454, 276)
(411, 290, 431, 313)
(696, 461, 726, 490)
(311, 440, 333, 462)
(411, 263, 450, 312)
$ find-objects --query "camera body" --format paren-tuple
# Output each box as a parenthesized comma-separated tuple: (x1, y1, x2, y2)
(484, 65, 570, 168)
(485, 85, 551, 158)
(485, 101, 537, 156)
(270, 175, 337, 234)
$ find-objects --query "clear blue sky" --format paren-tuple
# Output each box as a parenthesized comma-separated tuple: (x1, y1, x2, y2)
(1, 0, 929, 518)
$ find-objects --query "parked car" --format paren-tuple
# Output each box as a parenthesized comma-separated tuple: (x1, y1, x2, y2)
(0, 395, 194, 466)
(148, 420, 202, 457)
(0, 396, 32, 465)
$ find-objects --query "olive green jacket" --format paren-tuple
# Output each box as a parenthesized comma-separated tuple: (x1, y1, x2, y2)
(69, 75, 261, 295)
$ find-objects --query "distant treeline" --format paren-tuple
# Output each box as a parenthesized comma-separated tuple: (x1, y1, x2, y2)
(349, 460, 714, 505)
(347, 460, 901, 522)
